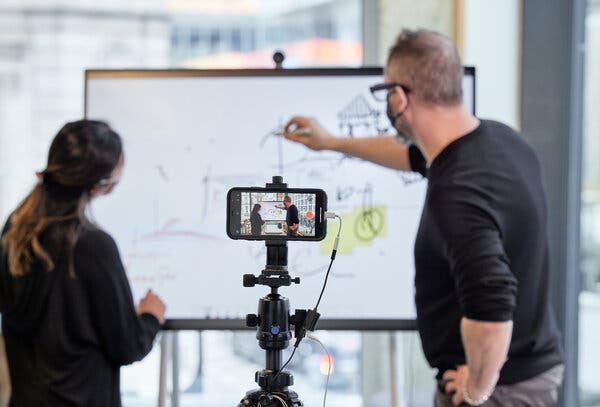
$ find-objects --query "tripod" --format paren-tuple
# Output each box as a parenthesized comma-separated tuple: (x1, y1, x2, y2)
(238, 241, 304, 407)
(238, 176, 319, 407)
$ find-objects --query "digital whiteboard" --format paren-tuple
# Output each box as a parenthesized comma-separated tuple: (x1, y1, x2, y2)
(85, 68, 475, 329)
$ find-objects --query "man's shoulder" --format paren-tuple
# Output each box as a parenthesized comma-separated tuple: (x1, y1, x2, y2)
(457, 119, 536, 163)
(480, 119, 517, 134)
(478, 119, 528, 146)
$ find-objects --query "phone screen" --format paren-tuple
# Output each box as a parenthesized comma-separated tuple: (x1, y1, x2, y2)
(227, 188, 326, 241)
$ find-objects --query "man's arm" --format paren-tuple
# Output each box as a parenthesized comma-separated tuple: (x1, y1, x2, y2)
(289, 207, 300, 231)
(284, 116, 412, 171)
(430, 186, 518, 405)
(463, 318, 512, 393)
(444, 318, 512, 405)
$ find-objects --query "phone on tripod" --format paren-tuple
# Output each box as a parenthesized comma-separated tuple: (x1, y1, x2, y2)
(227, 187, 327, 241)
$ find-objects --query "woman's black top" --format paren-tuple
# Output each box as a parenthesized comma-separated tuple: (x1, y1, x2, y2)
(250, 212, 264, 236)
(0, 223, 160, 407)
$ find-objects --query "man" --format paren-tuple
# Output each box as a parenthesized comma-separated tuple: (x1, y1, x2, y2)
(277, 196, 299, 236)
(284, 29, 564, 406)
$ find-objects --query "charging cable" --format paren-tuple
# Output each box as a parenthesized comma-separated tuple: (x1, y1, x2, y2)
(314, 212, 342, 310)
(306, 331, 332, 407)
(269, 212, 342, 391)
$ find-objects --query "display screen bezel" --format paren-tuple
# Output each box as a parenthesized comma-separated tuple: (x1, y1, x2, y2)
(227, 187, 327, 241)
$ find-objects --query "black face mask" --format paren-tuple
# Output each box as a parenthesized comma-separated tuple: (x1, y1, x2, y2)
(386, 101, 401, 129)
(386, 101, 412, 144)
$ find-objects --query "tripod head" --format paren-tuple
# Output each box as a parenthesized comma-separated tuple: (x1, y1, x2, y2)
(243, 241, 300, 291)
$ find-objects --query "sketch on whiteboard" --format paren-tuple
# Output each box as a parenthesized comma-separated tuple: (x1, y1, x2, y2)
(337, 94, 390, 137)
(155, 164, 170, 182)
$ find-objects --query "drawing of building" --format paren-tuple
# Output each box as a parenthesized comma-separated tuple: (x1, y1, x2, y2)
(337, 94, 389, 138)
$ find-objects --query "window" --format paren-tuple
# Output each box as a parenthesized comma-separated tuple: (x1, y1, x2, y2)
(579, 1, 600, 405)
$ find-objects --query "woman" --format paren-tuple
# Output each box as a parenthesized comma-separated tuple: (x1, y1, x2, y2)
(249, 203, 265, 236)
(0, 120, 165, 407)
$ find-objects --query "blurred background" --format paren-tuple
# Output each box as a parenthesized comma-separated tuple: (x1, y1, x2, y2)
(0, 0, 598, 406)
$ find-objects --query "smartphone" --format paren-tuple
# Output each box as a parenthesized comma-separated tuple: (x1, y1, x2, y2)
(227, 187, 327, 241)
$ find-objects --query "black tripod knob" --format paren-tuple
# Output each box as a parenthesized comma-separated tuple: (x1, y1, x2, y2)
(243, 274, 258, 287)
(246, 314, 260, 327)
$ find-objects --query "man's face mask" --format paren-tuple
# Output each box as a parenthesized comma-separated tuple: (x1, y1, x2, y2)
(386, 97, 412, 144)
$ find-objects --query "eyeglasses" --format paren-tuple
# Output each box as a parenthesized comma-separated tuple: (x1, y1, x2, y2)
(369, 82, 412, 102)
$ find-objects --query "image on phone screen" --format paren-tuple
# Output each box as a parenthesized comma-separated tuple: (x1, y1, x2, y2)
(236, 192, 317, 238)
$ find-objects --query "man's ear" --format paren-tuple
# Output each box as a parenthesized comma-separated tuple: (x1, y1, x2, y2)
(396, 86, 409, 113)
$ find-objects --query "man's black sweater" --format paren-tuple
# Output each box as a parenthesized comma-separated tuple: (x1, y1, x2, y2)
(409, 119, 563, 384)
(0, 224, 160, 406)
(285, 204, 300, 227)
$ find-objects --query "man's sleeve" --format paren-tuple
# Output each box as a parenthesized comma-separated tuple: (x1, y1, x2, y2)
(292, 207, 300, 224)
(408, 144, 427, 177)
(429, 185, 518, 321)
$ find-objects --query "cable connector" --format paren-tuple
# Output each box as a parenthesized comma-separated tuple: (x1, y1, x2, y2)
(304, 309, 321, 331)
(325, 212, 342, 258)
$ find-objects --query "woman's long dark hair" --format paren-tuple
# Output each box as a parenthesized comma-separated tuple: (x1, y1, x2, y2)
(1, 120, 122, 277)
(252, 204, 261, 214)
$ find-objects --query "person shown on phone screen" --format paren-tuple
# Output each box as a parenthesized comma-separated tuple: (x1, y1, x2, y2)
(250, 203, 265, 236)
(0, 120, 166, 407)
(276, 196, 299, 236)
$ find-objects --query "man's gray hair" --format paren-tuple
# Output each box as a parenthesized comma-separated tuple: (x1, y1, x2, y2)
(387, 29, 463, 106)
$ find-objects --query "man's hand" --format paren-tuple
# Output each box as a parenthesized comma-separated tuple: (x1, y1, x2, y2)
(284, 116, 336, 151)
(283, 116, 412, 171)
(137, 289, 166, 325)
(443, 364, 469, 406)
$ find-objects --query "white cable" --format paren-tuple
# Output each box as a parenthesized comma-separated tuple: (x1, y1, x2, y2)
(257, 395, 288, 407)
(272, 393, 289, 407)
(272, 394, 289, 407)
(325, 212, 342, 249)
(306, 331, 332, 407)
(326, 212, 342, 252)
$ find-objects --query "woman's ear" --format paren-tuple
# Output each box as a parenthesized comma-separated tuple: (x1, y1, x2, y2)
(89, 185, 100, 198)
(90, 183, 109, 198)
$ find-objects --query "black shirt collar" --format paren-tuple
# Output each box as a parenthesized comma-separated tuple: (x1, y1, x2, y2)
(427, 121, 483, 179)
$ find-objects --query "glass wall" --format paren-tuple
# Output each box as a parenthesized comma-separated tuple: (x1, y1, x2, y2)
(580, 1, 600, 406)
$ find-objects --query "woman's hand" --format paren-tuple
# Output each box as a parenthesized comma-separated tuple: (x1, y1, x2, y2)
(137, 289, 166, 325)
